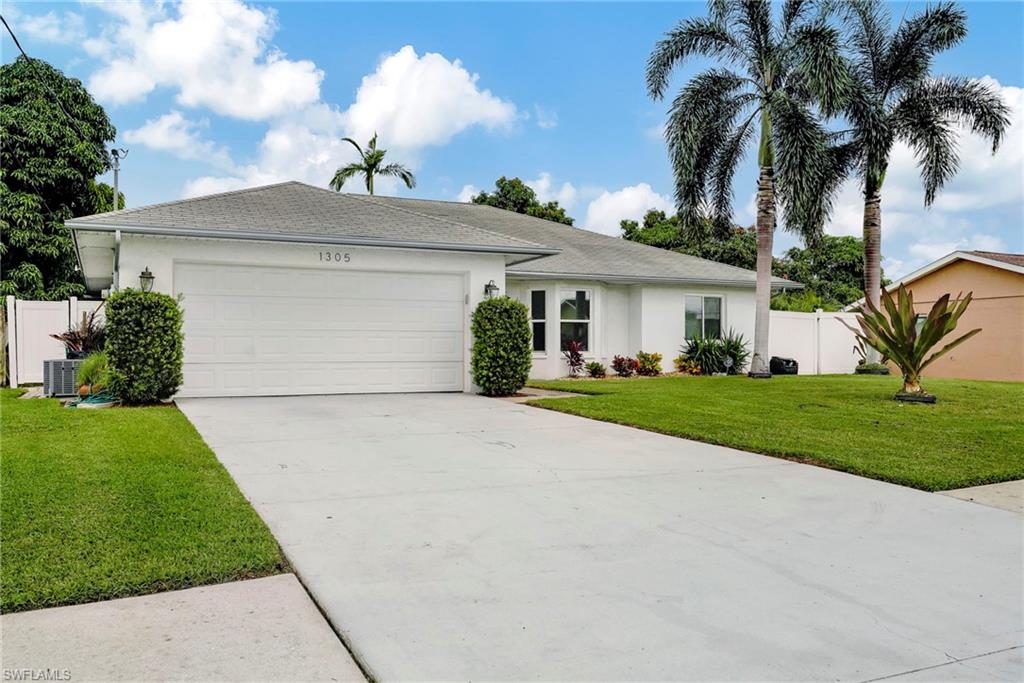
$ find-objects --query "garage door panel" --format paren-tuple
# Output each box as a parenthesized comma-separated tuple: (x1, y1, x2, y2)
(175, 263, 466, 396)
(182, 360, 463, 396)
(176, 264, 464, 301)
(182, 295, 462, 331)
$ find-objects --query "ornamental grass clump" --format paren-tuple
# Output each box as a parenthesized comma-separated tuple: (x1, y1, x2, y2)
(843, 284, 981, 400)
(470, 296, 532, 396)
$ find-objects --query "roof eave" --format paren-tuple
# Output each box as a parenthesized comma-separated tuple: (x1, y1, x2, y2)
(66, 221, 560, 258)
(507, 270, 802, 289)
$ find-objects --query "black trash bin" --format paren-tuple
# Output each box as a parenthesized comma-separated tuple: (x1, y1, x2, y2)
(770, 356, 799, 375)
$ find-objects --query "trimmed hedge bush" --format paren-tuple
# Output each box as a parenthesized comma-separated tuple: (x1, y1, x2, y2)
(470, 296, 532, 396)
(105, 289, 184, 404)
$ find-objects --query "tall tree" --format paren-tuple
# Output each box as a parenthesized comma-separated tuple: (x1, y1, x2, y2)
(774, 235, 883, 308)
(647, 0, 850, 376)
(840, 1, 1009, 332)
(1, 56, 116, 299)
(329, 133, 415, 195)
(471, 177, 574, 225)
(620, 210, 759, 270)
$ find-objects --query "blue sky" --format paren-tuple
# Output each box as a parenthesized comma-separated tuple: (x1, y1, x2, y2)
(3, 1, 1022, 278)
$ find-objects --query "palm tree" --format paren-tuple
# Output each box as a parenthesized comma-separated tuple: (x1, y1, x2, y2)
(329, 133, 415, 195)
(840, 1, 1009, 341)
(647, 0, 851, 376)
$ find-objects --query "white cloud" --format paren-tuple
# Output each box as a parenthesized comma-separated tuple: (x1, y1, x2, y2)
(171, 42, 515, 197)
(456, 184, 479, 203)
(341, 46, 517, 148)
(87, 0, 323, 120)
(123, 111, 234, 170)
(527, 172, 577, 208)
(584, 183, 673, 235)
(534, 104, 558, 130)
(12, 8, 86, 43)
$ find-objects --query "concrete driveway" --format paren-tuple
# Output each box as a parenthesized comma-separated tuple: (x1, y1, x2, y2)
(179, 394, 1022, 681)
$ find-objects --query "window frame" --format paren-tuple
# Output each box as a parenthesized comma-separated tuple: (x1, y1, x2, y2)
(529, 289, 548, 355)
(559, 288, 592, 353)
(684, 294, 725, 340)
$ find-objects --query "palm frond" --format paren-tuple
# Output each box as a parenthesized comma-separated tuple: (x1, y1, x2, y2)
(709, 109, 759, 236)
(664, 69, 751, 223)
(884, 2, 967, 95)
(788, 19, 851, 115)
(646, 18, 744, 99)
(841, 0, 889, 89)
(329, 163, 365, 192)
(341, 137, 364, 159)
(769, 90, 839, 239)
(894, 77, 1011, 153)
(889, 90, 960, 206)
(378, 163, 417, 190)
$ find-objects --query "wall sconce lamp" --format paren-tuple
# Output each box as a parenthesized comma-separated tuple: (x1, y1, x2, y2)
(484, 280, 500, 298)
(139, 267, 155, 293)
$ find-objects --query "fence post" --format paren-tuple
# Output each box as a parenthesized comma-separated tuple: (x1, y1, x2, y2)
(814, 308, 824, 375)
(6, 296, 18, 388)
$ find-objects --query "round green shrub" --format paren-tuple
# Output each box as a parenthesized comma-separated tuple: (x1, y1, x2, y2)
(105, 289, 184, 404)
(470, 296, 532, 396)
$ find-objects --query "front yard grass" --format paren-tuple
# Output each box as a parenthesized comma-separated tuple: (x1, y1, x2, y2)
(0, 389, 285, 612)
(527, 375, 1024, 491)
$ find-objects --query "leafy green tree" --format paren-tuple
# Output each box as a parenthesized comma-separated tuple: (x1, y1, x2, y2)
(774, 235, 884, 307)
(840, 1, 1009, 324)
(471, 177, 574, 225)
(1, 56, 116, 299)
(621, 210, 760, 270)
(329, 133, 415, 195)
(647, 0, 851, 375)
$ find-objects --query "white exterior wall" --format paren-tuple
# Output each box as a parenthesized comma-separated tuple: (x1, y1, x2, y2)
(116, 234, 507, 393)
(509, 278, 758, 379)
(640, 285, 756, 367)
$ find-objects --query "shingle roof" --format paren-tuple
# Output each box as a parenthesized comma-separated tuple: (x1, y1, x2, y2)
(366, 194, 797, 288)
(67, 181, 555, 257)
(68, 181, 798, 288)
(970, 251, 1024, 268)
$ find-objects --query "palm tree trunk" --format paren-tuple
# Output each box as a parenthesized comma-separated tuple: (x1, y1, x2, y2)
(862, 188, 882, 363)
(749, 165, 775, 377)
(368, 172, 375, 195)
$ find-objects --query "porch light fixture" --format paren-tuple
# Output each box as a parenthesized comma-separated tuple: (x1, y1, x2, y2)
(484, 280, 500, 298)
(139, 267, 155, 293)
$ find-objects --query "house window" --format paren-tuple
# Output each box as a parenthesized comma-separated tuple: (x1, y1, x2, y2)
(560, 289, 591, 351)
(685, 295, 723, 339)
(914, 314, 927, 335)
(530, 290, 547, 353)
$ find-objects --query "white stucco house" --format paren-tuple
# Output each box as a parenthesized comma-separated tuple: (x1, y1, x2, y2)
(67, 181, 798, 397)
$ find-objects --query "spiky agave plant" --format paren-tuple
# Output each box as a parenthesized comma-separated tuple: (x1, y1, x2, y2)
(844, 284, 981, 398)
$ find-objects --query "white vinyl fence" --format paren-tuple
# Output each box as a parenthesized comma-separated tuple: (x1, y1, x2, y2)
(769, 309, 860, 375)
(4, 296, 105, 387)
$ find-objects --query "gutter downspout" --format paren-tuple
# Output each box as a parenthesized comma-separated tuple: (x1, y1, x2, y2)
(112, 229, 121, 293)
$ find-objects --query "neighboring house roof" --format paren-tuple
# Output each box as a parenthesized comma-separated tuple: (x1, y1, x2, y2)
(969, 250, 1024, 269)
(67, 181, 799, 288)
(66, 181, 557, 260)
(843, 249, 1024, 310)
(357, 194, 799, 289)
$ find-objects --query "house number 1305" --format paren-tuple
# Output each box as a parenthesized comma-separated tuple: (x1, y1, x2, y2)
(319, 251, 351, 263)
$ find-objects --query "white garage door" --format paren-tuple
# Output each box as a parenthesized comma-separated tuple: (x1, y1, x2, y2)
(174, 262, 465, 397)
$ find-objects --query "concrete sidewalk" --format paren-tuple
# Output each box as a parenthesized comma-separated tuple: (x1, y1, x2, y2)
(1, 574, 364, 682)
(941, 479, 1024, 513)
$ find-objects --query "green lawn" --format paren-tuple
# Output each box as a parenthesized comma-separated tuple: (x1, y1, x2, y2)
(1, 389, 285, 612)
(527, 375, 1024, 491)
